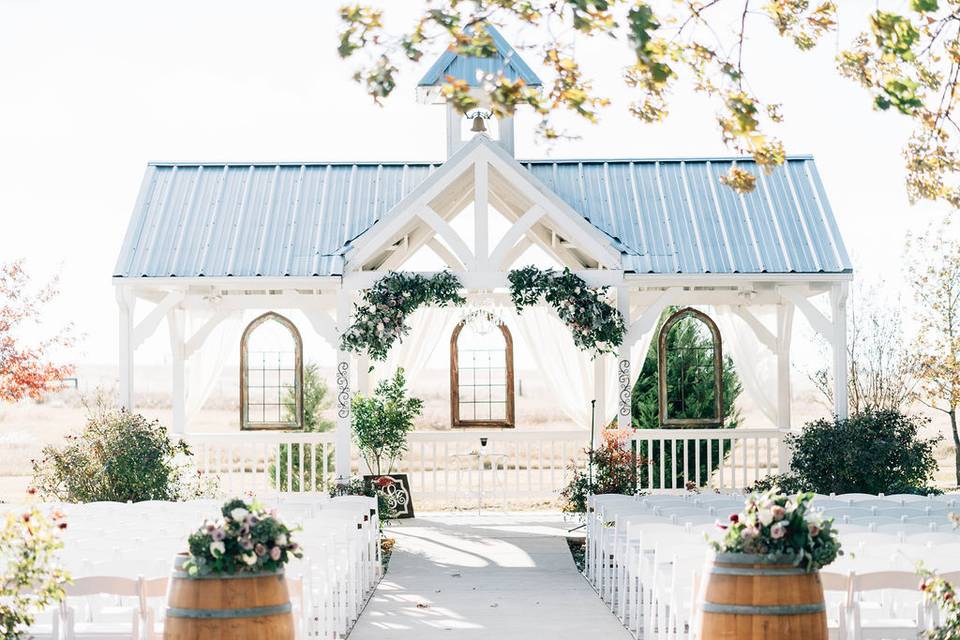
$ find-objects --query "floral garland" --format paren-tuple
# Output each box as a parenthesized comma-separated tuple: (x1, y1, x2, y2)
(340, 271, 465, 361)
(508, 266, 625, 356)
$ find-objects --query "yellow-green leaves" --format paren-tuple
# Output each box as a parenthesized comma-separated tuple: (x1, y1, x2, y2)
(763, 0, 837, 50)
(871, 11, 920, 62)
(338, 5, 383, 59)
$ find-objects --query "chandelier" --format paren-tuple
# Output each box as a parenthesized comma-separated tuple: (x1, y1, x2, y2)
(461, 298, 506, 335)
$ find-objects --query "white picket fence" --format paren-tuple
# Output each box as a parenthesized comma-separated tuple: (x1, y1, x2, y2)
(184, 428, 789, 504)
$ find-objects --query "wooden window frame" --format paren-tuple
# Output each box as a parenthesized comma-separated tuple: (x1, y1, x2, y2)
(657, 307, 723, 427)
(450, 319, 515, 428)
(240, 311, 304, 431)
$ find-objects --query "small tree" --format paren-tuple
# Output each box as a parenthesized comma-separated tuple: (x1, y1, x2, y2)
(907, 218, 960, 485)
(351, 368, 423, 476)
(631, 310, 742, 489)
(810, 281, 916, 414)
(272, 363, 335, 491)
(0, 261, 73, 402)
(1, 493, 69, 639)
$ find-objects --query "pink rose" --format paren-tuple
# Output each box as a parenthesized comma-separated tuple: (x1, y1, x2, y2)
(771, 522, 788, 539)
(808, 523, 821, 537)
(771, 506, 786, 521)
(269, 546, 282, 561)
(254, 543, 266, 556)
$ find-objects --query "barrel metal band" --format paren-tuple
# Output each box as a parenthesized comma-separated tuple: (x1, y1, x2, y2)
(171, 569, 284, 580)
(710, 566, 808, 576)
(702, 602, 826, 616)
(712, 552, 801, 565)
(166, 603, 292, 619)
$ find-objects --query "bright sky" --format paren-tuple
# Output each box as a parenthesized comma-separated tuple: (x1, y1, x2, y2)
(0, 0, 946, 366)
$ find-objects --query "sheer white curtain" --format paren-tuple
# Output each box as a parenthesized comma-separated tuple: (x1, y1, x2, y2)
(370, 306, 460, 387)
(712, 304, 778, 426)
(185, 309, 245, 423)
(601, 325, 658, 427)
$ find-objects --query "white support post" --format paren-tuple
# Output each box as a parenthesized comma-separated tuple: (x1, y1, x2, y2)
(167, 308, 186, 434)
(335, 293, 353, 484)
(116, 288, 136, 410)
(616, 286, 632, 431)
(474, 159, 489, 268)
(776, 303, 795, 472)
(830, 283, 849, 419)
(594, 355, 607, 448)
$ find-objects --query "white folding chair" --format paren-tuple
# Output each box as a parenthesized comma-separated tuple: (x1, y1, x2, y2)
(61, 576, 143, 640)
(849, 571, 926, 640)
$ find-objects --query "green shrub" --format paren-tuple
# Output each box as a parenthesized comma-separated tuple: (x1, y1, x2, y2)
(631, 310, 742, 489)
(351, 368, 422, 476)
(749, 409, 941, 495)
(31, 402, 206, 502)
(271, 363, 335, 491)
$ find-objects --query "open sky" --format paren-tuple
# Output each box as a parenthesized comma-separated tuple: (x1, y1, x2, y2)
(0, 0, 947, 366)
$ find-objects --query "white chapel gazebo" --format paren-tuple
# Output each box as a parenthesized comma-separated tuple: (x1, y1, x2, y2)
(112, 27, 851, 495)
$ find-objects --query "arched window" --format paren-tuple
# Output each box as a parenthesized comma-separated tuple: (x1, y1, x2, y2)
(657, 307, 723, 427)
(240, 312, 303, 430)
(450, 317, 515, 428)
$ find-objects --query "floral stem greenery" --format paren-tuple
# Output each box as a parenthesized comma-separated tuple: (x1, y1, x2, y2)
(508, 266, 625, 356)
(340, 271, 466, 361)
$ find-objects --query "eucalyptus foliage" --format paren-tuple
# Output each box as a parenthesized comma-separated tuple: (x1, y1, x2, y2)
(352, 368, 424, 475)
(340, 271, 465, 361)
(508, 265, 625, 355)
(339, 3, 960, 208)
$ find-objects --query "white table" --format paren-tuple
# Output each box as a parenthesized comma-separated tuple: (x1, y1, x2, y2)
(450, 450, 508, 513)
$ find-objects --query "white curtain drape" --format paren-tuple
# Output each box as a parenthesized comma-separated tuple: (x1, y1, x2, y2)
(369, 307, 459, 388)
(185, 309, 245, 421)
(712, 305, 779, 426)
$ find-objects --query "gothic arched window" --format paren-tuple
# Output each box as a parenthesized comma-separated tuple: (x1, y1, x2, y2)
(240, 312, 303, 430)
(450, 318, 515, 428)
(657, 307, 723, 427)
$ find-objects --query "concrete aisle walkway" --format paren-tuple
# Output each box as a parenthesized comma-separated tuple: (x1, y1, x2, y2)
(349, 512, 632, 640)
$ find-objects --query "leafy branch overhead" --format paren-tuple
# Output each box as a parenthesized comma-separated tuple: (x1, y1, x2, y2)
(338, 1, 960, 207)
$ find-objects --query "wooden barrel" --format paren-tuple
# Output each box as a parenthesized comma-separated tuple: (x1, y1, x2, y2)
(698, 552, 827, 640)
(164, 554, 295, 640)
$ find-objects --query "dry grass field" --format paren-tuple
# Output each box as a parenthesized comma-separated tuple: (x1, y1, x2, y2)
(1, 363, 956, 503)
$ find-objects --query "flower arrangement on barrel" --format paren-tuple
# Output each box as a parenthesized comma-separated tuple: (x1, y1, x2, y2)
(699, 488, 843, 640)
(169, 498, 303, 640)
(183, 498, 301, 576)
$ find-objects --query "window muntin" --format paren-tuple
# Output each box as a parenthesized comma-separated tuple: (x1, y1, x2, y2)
(450, 319, 514, 427)
(240, 312, 303, 430)
(657, 307, 723, 427)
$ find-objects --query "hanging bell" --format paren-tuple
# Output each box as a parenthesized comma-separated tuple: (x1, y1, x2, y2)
(470, 113, 487, 133)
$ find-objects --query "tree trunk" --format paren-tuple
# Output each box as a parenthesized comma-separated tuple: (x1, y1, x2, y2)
(951, 409, 960, 488)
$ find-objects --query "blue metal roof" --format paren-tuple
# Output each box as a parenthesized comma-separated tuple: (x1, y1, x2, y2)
(113, 156, 850, 279)
(418, 25, 542, 87)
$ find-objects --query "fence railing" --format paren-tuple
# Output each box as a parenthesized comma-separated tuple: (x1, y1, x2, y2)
(184, 427, 789, 503)
(629, 428, 788, 492)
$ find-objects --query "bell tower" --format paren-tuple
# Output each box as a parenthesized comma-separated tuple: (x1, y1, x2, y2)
(415, 24, 541, 158)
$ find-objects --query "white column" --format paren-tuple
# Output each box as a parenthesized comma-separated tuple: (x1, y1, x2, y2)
(616, 285, 633, 430)
(116, 287, 136, 410)
(775, 303, 794, 430)
(830, 283, 849, 419)
(474, 159, 488, 268)
(167, 308, 186, 434)
(335, 292, 353, 483)
(776, 302, 795, 472)
(593, 355, 607, 447)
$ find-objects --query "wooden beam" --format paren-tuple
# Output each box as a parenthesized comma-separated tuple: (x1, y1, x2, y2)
(624, 288, 681, 346)
(779, 287, 834, 341)
(488, 205, 545, 269)
(475, 160, 489, 268)
(418, 206, 476, 270)
(426, 238, 466, 270)
(132, 291, 185, 348)
(501, 237, 533, 270)
(732, 306, 777, 352)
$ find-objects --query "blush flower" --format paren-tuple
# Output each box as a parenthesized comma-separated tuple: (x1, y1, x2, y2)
(771, 522, 788, 539)
(270, 546, 282, 561)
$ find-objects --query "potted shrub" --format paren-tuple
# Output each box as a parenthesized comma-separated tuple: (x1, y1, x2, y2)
(167, 498, 302, 639)
(351, 368, 423, 519)
(699, 489, 843, 639)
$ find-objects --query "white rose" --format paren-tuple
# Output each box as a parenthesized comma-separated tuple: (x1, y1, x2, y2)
(275, 533, 288, 546)
(210, 541, 226, 557)
(242, 553, 257, 566)
(757, 508, 774, 526)
(230, 507, 249, 522)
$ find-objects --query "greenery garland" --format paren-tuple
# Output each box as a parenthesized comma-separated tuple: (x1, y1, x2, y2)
(340, 271, 465, 361)
(508, 266, 625, 356)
